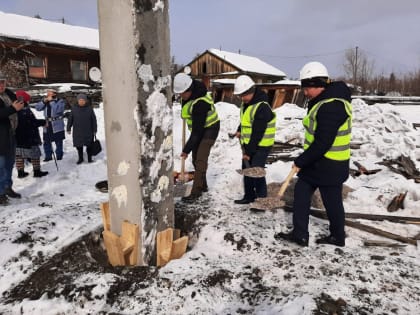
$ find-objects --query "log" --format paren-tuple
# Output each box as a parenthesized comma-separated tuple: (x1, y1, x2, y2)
(344, 220, 417, 246)
(285, 206, 420, 224)
(363, 240, 407, 248)
(377, 155, 420, 182)
(387, 192, 407, 212)
(309, 208, 420, 224)
(350, 161, 382, 177)
(283, 206, 418, 244)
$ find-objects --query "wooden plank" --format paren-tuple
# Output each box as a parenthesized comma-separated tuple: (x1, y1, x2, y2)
(120, 220, 139, 266)
(363, 240, 407, 248)
(157, 228, 173, 267)
(102, 230, 125, 266)
(173, 229, 181, 240)
(344, 220, 417, 246)
(295, 206, 418, 245)
(100, 202, 110, 231)
(308, 208, 420, 224)
(170, 236, 188, 260)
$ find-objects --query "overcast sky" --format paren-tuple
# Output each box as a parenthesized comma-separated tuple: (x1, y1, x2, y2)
(1, 0, 420, 79)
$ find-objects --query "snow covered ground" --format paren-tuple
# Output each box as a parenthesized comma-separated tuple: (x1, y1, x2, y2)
(0, 99, 419, 314)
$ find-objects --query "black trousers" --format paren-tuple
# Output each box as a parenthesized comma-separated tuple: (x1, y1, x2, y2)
(242, 147, 270, 201)
(292, 178, 345, 241)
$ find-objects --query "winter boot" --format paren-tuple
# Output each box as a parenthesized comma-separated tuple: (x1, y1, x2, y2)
(76, 147, 84, 164)
(34, 169, 49, 177)
(18, 169, 29, 178)
(0, 194, 9, 205)
(87, 154, 93, 163)
(5, 187, 21, 199)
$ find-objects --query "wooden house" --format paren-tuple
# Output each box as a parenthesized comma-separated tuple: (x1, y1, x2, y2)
(0, 11, 100, 88)
(181, 49, 302, 107)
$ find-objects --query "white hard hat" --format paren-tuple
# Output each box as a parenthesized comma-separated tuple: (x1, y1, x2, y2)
(234, 75, 255, 95)
(299, 61, 329, 80)
(173, 73, 192, 93)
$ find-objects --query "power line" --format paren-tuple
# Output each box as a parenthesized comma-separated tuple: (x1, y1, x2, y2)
(241, 49, 347, 59)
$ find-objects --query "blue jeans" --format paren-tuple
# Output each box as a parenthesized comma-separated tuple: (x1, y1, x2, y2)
(242, 147, 270, 201)
(0, 151, 15, 195)
(43, 139, 63, 159)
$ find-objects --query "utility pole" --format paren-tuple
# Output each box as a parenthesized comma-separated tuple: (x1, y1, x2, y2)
(97, 0, 174, 265)
(354, 46, 358, 86)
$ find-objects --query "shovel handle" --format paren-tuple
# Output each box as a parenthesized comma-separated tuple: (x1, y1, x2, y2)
(277, 167, 298, 198)
(244, 159, 251, 169)
(179, 119, 187, 182)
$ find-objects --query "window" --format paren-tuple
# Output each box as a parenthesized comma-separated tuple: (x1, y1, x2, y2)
(202, 62, 207, 74)
(71, 60, 88, 81)
(28, 56, 47, 78)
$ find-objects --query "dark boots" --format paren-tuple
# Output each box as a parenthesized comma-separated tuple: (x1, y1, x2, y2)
(76, 147, 84, 164)
(0, 194, 9, 205)
(18, 170, 29, 178)
(34, 169, 49, 177)
(5, 187, 21, 199)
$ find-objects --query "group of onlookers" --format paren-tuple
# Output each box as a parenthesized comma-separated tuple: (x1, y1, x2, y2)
(0, 71, 97, 205)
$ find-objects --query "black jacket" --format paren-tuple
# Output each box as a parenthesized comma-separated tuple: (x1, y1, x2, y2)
(0, 89, 18, 155)
(67, 104, 97, 147)
(294, 81, 351, 186)
(15, 104, 45, 149)
(238, 88, 275, 156)
(182, 80, 220, 154)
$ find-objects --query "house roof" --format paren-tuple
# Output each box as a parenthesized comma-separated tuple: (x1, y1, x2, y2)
(0, 11, 99, 51)
(208, 48, 287, 77)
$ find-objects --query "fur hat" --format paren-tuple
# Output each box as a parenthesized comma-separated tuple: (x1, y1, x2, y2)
(0, 71, 6, 80)
(77, 93, 87, 101)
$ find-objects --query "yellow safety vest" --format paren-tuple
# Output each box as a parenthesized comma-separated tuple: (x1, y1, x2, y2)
(303, 98, 352, 161)
(181, 93, 219, 131)
(240, 101, 276, 147)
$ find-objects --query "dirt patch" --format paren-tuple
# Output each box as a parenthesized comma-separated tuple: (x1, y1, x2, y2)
(3, 200, 205, 307)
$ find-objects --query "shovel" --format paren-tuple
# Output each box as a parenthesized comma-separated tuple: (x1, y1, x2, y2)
(230, 133, 266, 178)
(249, 167, 298, 211)
(174, 119, 190, 197)
(236, 160, 266, 178)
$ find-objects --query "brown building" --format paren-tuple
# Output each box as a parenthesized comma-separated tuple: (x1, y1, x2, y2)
(0, 11, 100, 88)
(181, 49, 302, 108)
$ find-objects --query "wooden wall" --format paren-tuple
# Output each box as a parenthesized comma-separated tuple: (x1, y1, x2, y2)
(0, 38, 100, 88)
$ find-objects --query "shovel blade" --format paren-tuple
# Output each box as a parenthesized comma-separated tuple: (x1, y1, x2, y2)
(249, 197, 285, 211)
(236, 167, 266, 178)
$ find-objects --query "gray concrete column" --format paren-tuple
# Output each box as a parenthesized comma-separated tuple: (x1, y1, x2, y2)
(97, 0, 173, 265)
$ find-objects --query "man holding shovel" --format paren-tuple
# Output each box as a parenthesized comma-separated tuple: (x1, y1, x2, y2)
(275, 62, 352, 247)
(233, 75, 276, 205)
(173, 73, 220, 202)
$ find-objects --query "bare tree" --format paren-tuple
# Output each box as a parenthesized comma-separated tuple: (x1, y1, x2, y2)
(343, 47, 375, 93)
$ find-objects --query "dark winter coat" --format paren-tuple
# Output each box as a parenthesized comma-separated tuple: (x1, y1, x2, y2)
(237, 88, 275, 156)
(15, 104, 45, 149)
(294, 81, 352, 186)
(66, 104, 97, 147)
(0, 89, 18, 155)
(182, 80, 220, 154)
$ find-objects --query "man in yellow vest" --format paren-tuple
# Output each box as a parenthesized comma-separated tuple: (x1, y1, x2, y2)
(275, 62, 352, 247)
(173, 73, 220, 202)
(232, 75, 276, 205)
